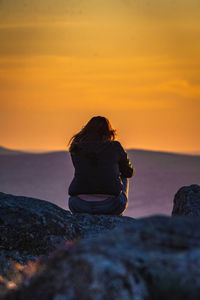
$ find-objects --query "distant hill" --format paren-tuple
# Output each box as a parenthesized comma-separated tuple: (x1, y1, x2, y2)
(127, 148, 200, 157)
(0, 147, 200, 218)
(0, 146, 26, 155)
(1, 145, 199, 157)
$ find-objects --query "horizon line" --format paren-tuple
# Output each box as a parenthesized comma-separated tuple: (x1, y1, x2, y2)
(1, 145, 200, 156)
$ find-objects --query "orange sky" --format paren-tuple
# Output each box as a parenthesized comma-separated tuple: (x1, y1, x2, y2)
(0, 0, 200, 153)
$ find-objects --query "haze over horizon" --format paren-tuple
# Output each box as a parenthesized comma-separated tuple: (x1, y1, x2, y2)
(1, 144, 200, 156)
(1, 142, 200, 217)
(0, 0, 200, 153)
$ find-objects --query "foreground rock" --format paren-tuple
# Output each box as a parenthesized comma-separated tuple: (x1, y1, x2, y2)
(3, 215, 200, 300)
(2, 187, 200, 300)
(172, 184, 200, 216)
(0, 192, 135, 270)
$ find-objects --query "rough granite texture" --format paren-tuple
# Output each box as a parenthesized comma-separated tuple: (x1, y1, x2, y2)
(3, 215, 200, 300)
(1, 186, 200, 300)
(0, 192, 135, 272)
(172, 184, 200, 216)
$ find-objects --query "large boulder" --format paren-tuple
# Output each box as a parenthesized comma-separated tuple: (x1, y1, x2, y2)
(2, 187, 200, 300)
(3, 215, 200, 300)
(0, 192, 135, 271)
(172, 184, 200, 216)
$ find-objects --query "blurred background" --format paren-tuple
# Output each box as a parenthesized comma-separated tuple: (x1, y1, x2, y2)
(0, 0, 200, 217)
(0, 0, 200, 153)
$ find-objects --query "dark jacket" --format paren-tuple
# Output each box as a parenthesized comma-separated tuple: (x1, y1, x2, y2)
(68, 140, 135, 196)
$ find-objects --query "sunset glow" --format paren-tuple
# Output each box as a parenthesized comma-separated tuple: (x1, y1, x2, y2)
(0, 0, 200, 153)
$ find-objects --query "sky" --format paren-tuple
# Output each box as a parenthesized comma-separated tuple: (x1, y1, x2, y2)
(0, 0, 200, 153)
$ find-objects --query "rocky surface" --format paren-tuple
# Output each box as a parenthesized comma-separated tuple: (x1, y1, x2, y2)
(172, 184, 200, 216)
(1, 188, 200, 299)
(0, 192, 135, 273)
(3, 215, 200, 300)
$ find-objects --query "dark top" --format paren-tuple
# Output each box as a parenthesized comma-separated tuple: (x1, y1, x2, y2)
(68, 140, 134, 196)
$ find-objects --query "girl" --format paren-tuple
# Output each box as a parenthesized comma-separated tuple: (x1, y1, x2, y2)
(68, 116, 135, 216)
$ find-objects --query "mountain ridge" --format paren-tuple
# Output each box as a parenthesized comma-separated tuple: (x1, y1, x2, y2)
(1, 145, 200, 157)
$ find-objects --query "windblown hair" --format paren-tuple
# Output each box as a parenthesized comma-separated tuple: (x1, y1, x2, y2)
(68, 116, 117, 154)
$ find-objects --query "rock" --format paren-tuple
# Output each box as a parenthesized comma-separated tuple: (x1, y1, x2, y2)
(3, 215, 200, 300)
(2, 188, 200, 299)
(0, 192, 135, 272)
(172, 184, 200, 216)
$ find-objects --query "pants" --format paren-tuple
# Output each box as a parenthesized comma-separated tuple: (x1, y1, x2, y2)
(68, 177, 129, 216)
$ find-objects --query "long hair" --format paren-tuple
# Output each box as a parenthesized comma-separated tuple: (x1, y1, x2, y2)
(68, 116, 117, 153)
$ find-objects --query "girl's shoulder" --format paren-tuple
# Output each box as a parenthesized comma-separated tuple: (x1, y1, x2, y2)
(111, 140, 122, 147)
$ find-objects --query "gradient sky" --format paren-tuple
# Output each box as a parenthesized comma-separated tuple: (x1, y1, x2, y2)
(0, 0, 200, 152)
